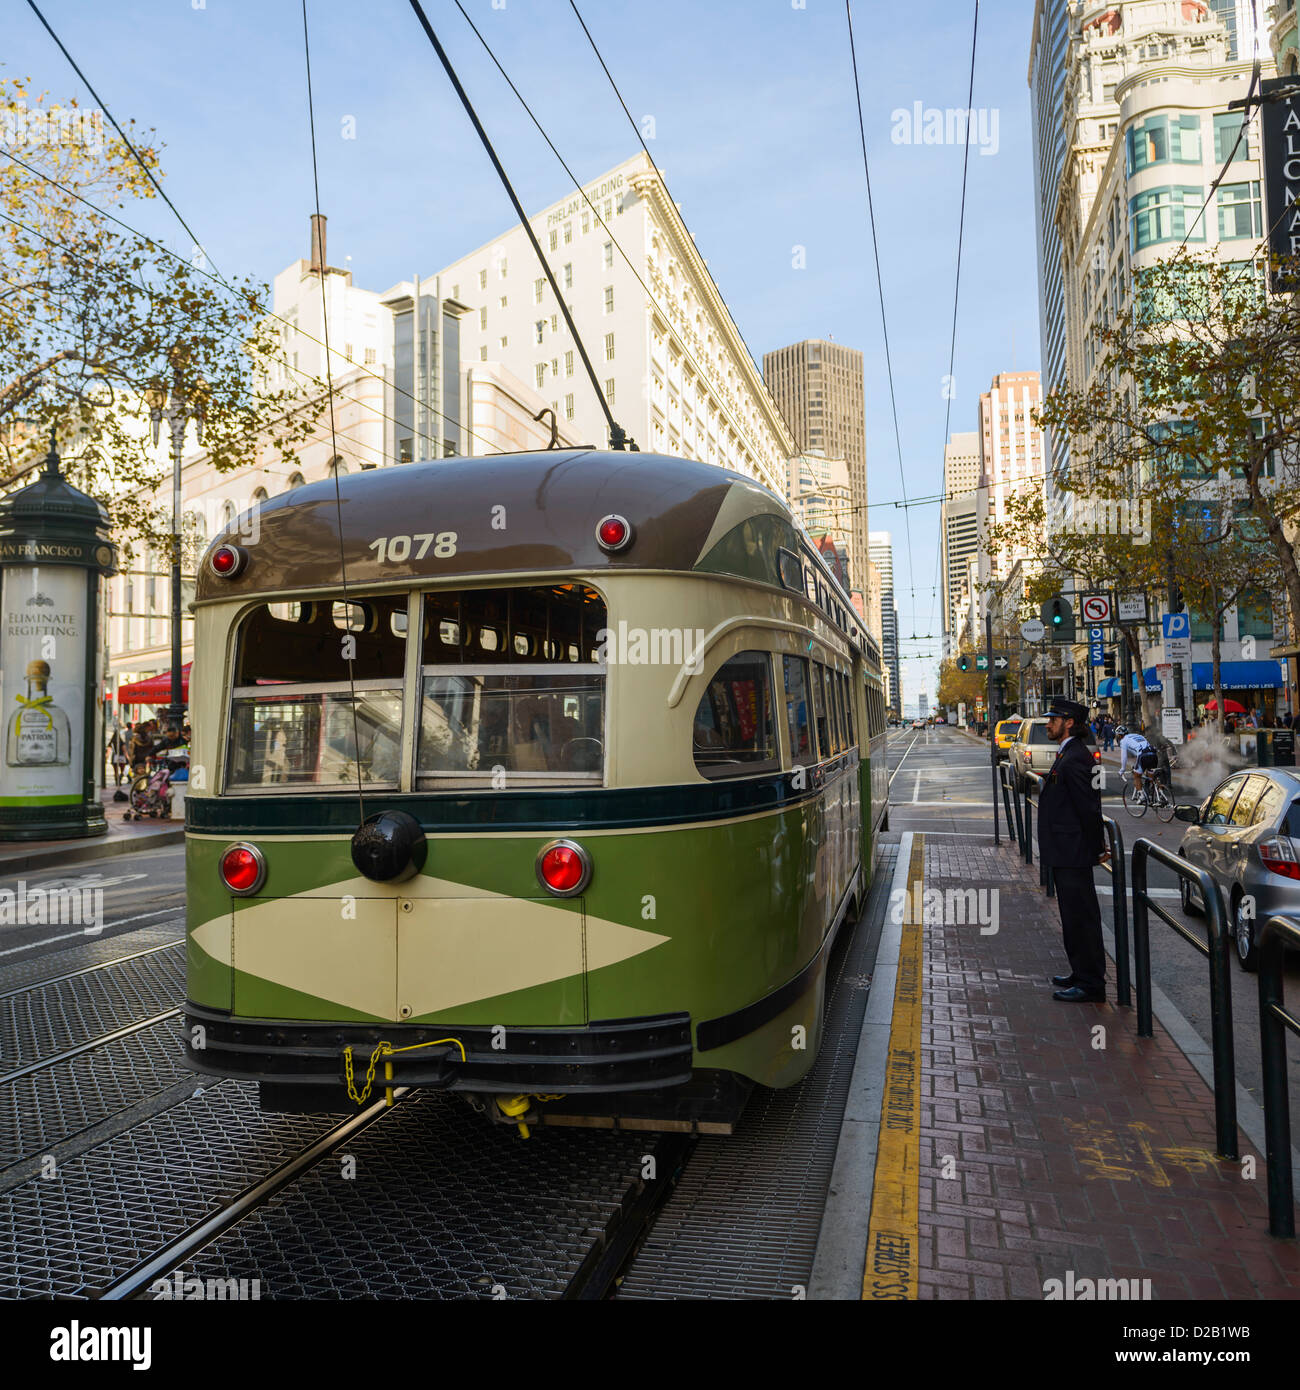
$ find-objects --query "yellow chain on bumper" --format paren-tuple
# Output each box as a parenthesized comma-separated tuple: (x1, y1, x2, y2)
(344, 1036, 467, 1107)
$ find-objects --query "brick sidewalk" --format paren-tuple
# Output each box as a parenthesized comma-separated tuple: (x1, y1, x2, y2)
(915, 833, 1300, 1300)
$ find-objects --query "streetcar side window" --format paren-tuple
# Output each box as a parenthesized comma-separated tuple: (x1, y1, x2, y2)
(417, 584, 606, 789)
(692, 652, 779, 780)
(810, 663, 830, 760)
(782, 656, 814, 766)
(226, 598, 407, 793)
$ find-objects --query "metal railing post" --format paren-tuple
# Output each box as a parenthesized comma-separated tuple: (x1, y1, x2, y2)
(1202, 868, 1238, 1161)
(1130, 837, 1237, 1159)
(1257, 916, 1300, 1238)
(1131, 839, 1154, 1038)
(1103, 815, 1130, 1008)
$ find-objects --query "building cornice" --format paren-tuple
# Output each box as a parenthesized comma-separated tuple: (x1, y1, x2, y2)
(627, 168, 796, 463)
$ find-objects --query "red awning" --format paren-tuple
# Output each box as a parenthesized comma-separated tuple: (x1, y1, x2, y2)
(117, 663, 192, 705)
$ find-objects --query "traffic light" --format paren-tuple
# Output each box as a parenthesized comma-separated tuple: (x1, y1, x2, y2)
(1103, 650, 1117, 676)
(957, 655, 970, 672)
(1040, 595, 1075, 643)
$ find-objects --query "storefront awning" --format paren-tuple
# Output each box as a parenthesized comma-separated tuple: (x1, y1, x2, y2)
(1097, 674, 1143, 697)
(116, 663, 191, 705)
(1140, 660, 1285, 694)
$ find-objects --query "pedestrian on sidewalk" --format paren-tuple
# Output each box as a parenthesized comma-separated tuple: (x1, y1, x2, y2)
(1038, 696, 1109, 1004)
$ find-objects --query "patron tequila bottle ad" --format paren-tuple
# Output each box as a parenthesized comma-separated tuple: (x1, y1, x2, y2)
(0, 566, 85, 802)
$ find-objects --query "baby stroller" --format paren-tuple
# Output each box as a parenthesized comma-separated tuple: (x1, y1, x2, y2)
(125, 747, 188, 821)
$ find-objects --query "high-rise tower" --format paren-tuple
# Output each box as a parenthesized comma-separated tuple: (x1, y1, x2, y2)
(763, 340, 867, 588)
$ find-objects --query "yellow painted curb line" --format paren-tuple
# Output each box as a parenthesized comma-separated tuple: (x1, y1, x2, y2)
(862, 833, 923, 1300)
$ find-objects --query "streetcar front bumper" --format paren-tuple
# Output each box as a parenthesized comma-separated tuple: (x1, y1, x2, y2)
(181, 1003, 694, 1095)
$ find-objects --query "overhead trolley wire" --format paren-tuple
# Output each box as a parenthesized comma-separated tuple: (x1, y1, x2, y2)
(24, 0, 213, 272)
(451, 0, 753, 462)
(0, 147, 502, 460)
(301, 0, 365, 827)
(566, 0, 770, 392)
(406, 0, 634, 451)
(844, 0, 916, 610)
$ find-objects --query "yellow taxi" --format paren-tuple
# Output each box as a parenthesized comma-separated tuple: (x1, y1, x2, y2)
(993, 716, 1023, 760)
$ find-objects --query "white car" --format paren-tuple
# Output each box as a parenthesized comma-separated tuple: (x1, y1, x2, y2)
(911, 718, 925, 730)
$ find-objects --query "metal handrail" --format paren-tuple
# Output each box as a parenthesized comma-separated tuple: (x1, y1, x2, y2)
(1256, 915, 1300, 1237)
(1021, 770, 1053, 895)
(1000, 762, 1025, 861)
(1131, 837, 1238, 1160)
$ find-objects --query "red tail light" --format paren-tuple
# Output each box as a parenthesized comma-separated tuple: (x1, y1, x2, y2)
(535, 839, 591, 897)
(1259, 838, 1300, 880)
(209, 544, 248, 579)
(595, 514, 633, 552)
(220, 843, 266, 895)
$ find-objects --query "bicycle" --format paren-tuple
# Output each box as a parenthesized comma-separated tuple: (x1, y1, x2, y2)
(124, 749, 186, 821)
(1122, 767, 1176, 822)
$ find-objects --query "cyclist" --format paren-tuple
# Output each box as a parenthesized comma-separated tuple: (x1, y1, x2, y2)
(1118, 728, 1160, 800)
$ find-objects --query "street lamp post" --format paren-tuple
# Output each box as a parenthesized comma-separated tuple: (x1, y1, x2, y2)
(147, 366, 205, 735)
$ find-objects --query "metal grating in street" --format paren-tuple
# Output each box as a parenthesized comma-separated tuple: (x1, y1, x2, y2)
(0, 918, 183, 995)
(0, 942, 184, 1071)
(166, 1091, 663, 1300)
(0, 1017, 191, 1171)
(0, 1080, 337, 1299)
(615, 844, 898, 1299)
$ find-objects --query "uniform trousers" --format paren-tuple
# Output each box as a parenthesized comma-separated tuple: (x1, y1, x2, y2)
(1050, 866, 1106, 993)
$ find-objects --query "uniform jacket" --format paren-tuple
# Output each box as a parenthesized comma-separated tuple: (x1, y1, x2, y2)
(1037, 737, 1105, 869)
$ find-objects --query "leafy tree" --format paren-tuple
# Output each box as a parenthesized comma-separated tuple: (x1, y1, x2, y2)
(0, 78, 324, 558)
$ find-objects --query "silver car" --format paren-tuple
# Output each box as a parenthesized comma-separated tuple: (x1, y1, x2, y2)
(1176, 768, 1300, 971)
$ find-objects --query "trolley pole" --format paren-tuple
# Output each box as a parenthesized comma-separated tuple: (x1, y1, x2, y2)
(988, 609, 999, 846)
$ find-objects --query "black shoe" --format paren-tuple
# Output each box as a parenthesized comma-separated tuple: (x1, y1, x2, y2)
(1052, 986, 1106, 1003)
(1051, 973, 1076, 987)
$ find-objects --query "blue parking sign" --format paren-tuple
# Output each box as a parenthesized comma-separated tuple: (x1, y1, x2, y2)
(1089, 625, 1105, 666)
(1162, 612, 1190, 640)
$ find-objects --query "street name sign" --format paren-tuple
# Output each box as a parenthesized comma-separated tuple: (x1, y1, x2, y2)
(1020, 618, 1046, 643)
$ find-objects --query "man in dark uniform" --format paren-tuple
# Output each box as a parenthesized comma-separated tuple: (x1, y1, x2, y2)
(1037, 696, 1109, 1002)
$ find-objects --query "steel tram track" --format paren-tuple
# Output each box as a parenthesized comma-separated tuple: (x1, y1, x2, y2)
(0, 934, 183, 1001)
(93, 1091, 406, 1300)
(86, 1089, 695, 1301)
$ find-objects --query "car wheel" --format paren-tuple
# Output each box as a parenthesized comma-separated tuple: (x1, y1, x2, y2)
(1232, 890, 1260, 973)
(1179, 876, 1203, 917)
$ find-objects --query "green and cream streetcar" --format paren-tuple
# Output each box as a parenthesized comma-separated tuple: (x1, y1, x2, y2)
(182, 450, 888, 1132)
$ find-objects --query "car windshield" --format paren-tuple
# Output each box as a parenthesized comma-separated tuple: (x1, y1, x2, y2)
(1026, 725, 1052, 745)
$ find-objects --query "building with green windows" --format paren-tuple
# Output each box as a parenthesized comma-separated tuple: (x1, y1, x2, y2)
(1270, 1, 1298, 75)
(1046, 1, 1288, 717)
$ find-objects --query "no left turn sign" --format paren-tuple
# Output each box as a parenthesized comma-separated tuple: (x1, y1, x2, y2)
(1081, 594, 1112, 624)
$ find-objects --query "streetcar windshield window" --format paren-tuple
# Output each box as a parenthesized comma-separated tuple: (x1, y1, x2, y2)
(226, 598, 407, 792)
(417, 585, 606, 789)
(783, 656, 813, 764)
(692, 652, 779, 780)
(227, 685, 403, 791)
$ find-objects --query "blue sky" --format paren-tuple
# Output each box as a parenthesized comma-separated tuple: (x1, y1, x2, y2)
(8, 0, 1043, 708)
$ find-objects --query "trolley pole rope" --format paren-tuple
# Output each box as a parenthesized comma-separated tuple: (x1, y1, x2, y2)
(406, 0, 635, 452)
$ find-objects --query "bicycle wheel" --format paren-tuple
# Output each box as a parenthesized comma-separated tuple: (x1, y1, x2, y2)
(1154, 782, 1176, 823)
(1122, 777, 1147, 818)
(127, 773, 151, 817)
